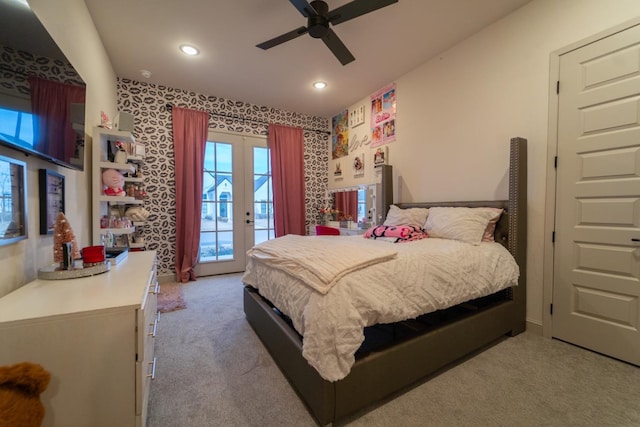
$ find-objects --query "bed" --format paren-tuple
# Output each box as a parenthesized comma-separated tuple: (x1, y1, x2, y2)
(243, 137, 527, 425)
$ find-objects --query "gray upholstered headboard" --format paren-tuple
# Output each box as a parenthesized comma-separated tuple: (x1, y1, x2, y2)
(397, 137, 527, 323)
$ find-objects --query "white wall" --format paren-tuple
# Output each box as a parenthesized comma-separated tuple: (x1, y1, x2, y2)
(333, 0, 640, 326)
(0, 0, 117, 297)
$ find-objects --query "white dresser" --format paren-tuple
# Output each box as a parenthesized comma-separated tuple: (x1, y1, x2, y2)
(0, 251, 159, 427)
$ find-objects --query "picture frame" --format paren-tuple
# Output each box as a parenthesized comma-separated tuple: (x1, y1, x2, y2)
(0, 155, 27, 245)
(373, 146, 388, 166)
(39, 169, 65, 235)
(353, 153, 365, 177)
(349, 104, 365, 128)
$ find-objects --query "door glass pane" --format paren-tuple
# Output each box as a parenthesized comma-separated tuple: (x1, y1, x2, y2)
(216, 143, 232, 172)
(200, 141, 235, 262)
(217, 231, 233, 260)
(253, 147, 273, 245)
(201, 201, 216, 232)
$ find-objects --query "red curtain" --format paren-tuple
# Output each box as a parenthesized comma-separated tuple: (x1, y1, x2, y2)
(172, 106, 209, 282)
(28, 76, 85, 163)
(334, 191, 358, 220)
(268, 123, 305, 237)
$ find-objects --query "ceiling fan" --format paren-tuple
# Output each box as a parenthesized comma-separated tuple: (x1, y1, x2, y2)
(256, 0, 398, 66)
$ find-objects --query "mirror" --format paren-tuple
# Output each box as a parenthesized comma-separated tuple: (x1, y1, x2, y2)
(327, 185, 376, 228)
(0, 154, 27, 244)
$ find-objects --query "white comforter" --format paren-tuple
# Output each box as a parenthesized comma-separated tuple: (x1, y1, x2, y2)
(246, 234, 397, 294)
(242, 235, 519, 382)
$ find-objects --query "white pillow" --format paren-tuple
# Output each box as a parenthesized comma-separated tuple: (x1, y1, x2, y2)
(383, 205, 429, 229)
(424, 207, 499, 245)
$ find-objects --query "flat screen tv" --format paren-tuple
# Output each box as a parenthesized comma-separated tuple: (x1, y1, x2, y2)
(0, 1, 86, 171)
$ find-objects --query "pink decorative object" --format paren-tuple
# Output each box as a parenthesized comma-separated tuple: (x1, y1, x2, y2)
(102, 168, 125, 196)
(99, 110, 112, 129)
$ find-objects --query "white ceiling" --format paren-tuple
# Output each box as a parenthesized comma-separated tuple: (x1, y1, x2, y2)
(81, 0, 532, 118)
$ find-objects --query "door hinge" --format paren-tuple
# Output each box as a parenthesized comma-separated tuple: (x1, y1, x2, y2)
(554, 156, 558, 169)
(550, 303, 553, 315)
(552, 231, 555, 243)
(556, 81, 560, 94)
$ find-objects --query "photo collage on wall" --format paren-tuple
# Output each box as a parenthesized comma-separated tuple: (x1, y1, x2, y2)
(370, 83, 396, 148)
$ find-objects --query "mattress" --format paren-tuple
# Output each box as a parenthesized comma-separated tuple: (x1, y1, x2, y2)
(242, 235, 519, 381)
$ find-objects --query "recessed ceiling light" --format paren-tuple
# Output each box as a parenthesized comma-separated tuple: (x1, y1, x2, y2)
(180, 44, 200, 56)
(313, 81, 327, 89)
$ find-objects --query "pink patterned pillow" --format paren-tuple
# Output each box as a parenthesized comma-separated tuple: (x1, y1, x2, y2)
(364, 225, 428, 243)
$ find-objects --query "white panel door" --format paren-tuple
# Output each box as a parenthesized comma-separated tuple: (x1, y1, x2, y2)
(553, 24, 640, 365)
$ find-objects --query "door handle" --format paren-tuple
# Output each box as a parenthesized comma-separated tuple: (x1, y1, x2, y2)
(246, 219, 254, 224)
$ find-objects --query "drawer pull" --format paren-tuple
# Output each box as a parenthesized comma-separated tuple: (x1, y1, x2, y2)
(149, 318, 158, 338)
(147, 357, 157, 380)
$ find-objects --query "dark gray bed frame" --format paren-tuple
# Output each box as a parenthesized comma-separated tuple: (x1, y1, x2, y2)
(243, 137, 527, 425)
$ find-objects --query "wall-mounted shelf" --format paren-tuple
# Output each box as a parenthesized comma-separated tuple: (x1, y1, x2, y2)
(98, 161, 134, 173)
(92, 126, 147, 251)
(98, 195, 136, 204)
(124, 176, 144, 183)
(100, 227, 135, 235)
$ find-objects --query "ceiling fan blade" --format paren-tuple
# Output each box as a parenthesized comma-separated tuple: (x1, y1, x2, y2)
(321, 28, 355, 65)
(289, 0, 317, 17)
(329, 0, 398, 26)
(256, 26, 309, 50)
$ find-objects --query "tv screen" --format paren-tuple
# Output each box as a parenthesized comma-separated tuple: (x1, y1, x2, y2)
(0, 1, 86, 171)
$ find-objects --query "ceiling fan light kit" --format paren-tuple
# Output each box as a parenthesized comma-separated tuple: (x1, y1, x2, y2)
(256, 0, 398, 66)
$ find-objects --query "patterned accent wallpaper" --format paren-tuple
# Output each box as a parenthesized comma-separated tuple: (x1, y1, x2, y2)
(117, 78, 329, 277)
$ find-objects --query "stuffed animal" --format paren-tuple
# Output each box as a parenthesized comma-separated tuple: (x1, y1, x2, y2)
(0, 362, 51, 427)
(125, 206, 150, 222)
(102, 168, 126, 197)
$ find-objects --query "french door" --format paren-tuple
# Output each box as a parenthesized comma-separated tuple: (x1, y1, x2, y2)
(195, 132, 274, 276)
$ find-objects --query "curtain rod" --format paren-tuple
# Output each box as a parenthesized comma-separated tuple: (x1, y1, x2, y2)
(165, 103, 330, 135)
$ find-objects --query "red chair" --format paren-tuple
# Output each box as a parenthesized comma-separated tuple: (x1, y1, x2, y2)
(315, 225, 340, 236)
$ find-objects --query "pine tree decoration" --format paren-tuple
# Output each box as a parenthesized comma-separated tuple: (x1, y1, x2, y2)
(53, 212, 80, 263)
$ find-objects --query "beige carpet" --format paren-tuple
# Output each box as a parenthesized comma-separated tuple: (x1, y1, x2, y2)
(157, 283, 187, 313)
(147, 274, 640, 427)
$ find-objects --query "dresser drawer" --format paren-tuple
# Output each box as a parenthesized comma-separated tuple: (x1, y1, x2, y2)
(136, 266, 158, 419)
(137, 266, 159, 362)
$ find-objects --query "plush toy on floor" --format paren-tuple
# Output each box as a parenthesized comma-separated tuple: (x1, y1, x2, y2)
(0, 362, 51, 427)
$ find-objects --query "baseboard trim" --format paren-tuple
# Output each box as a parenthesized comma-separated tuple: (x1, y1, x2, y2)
(158, 273, 176, 284)
(526, 320, 542, 336)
